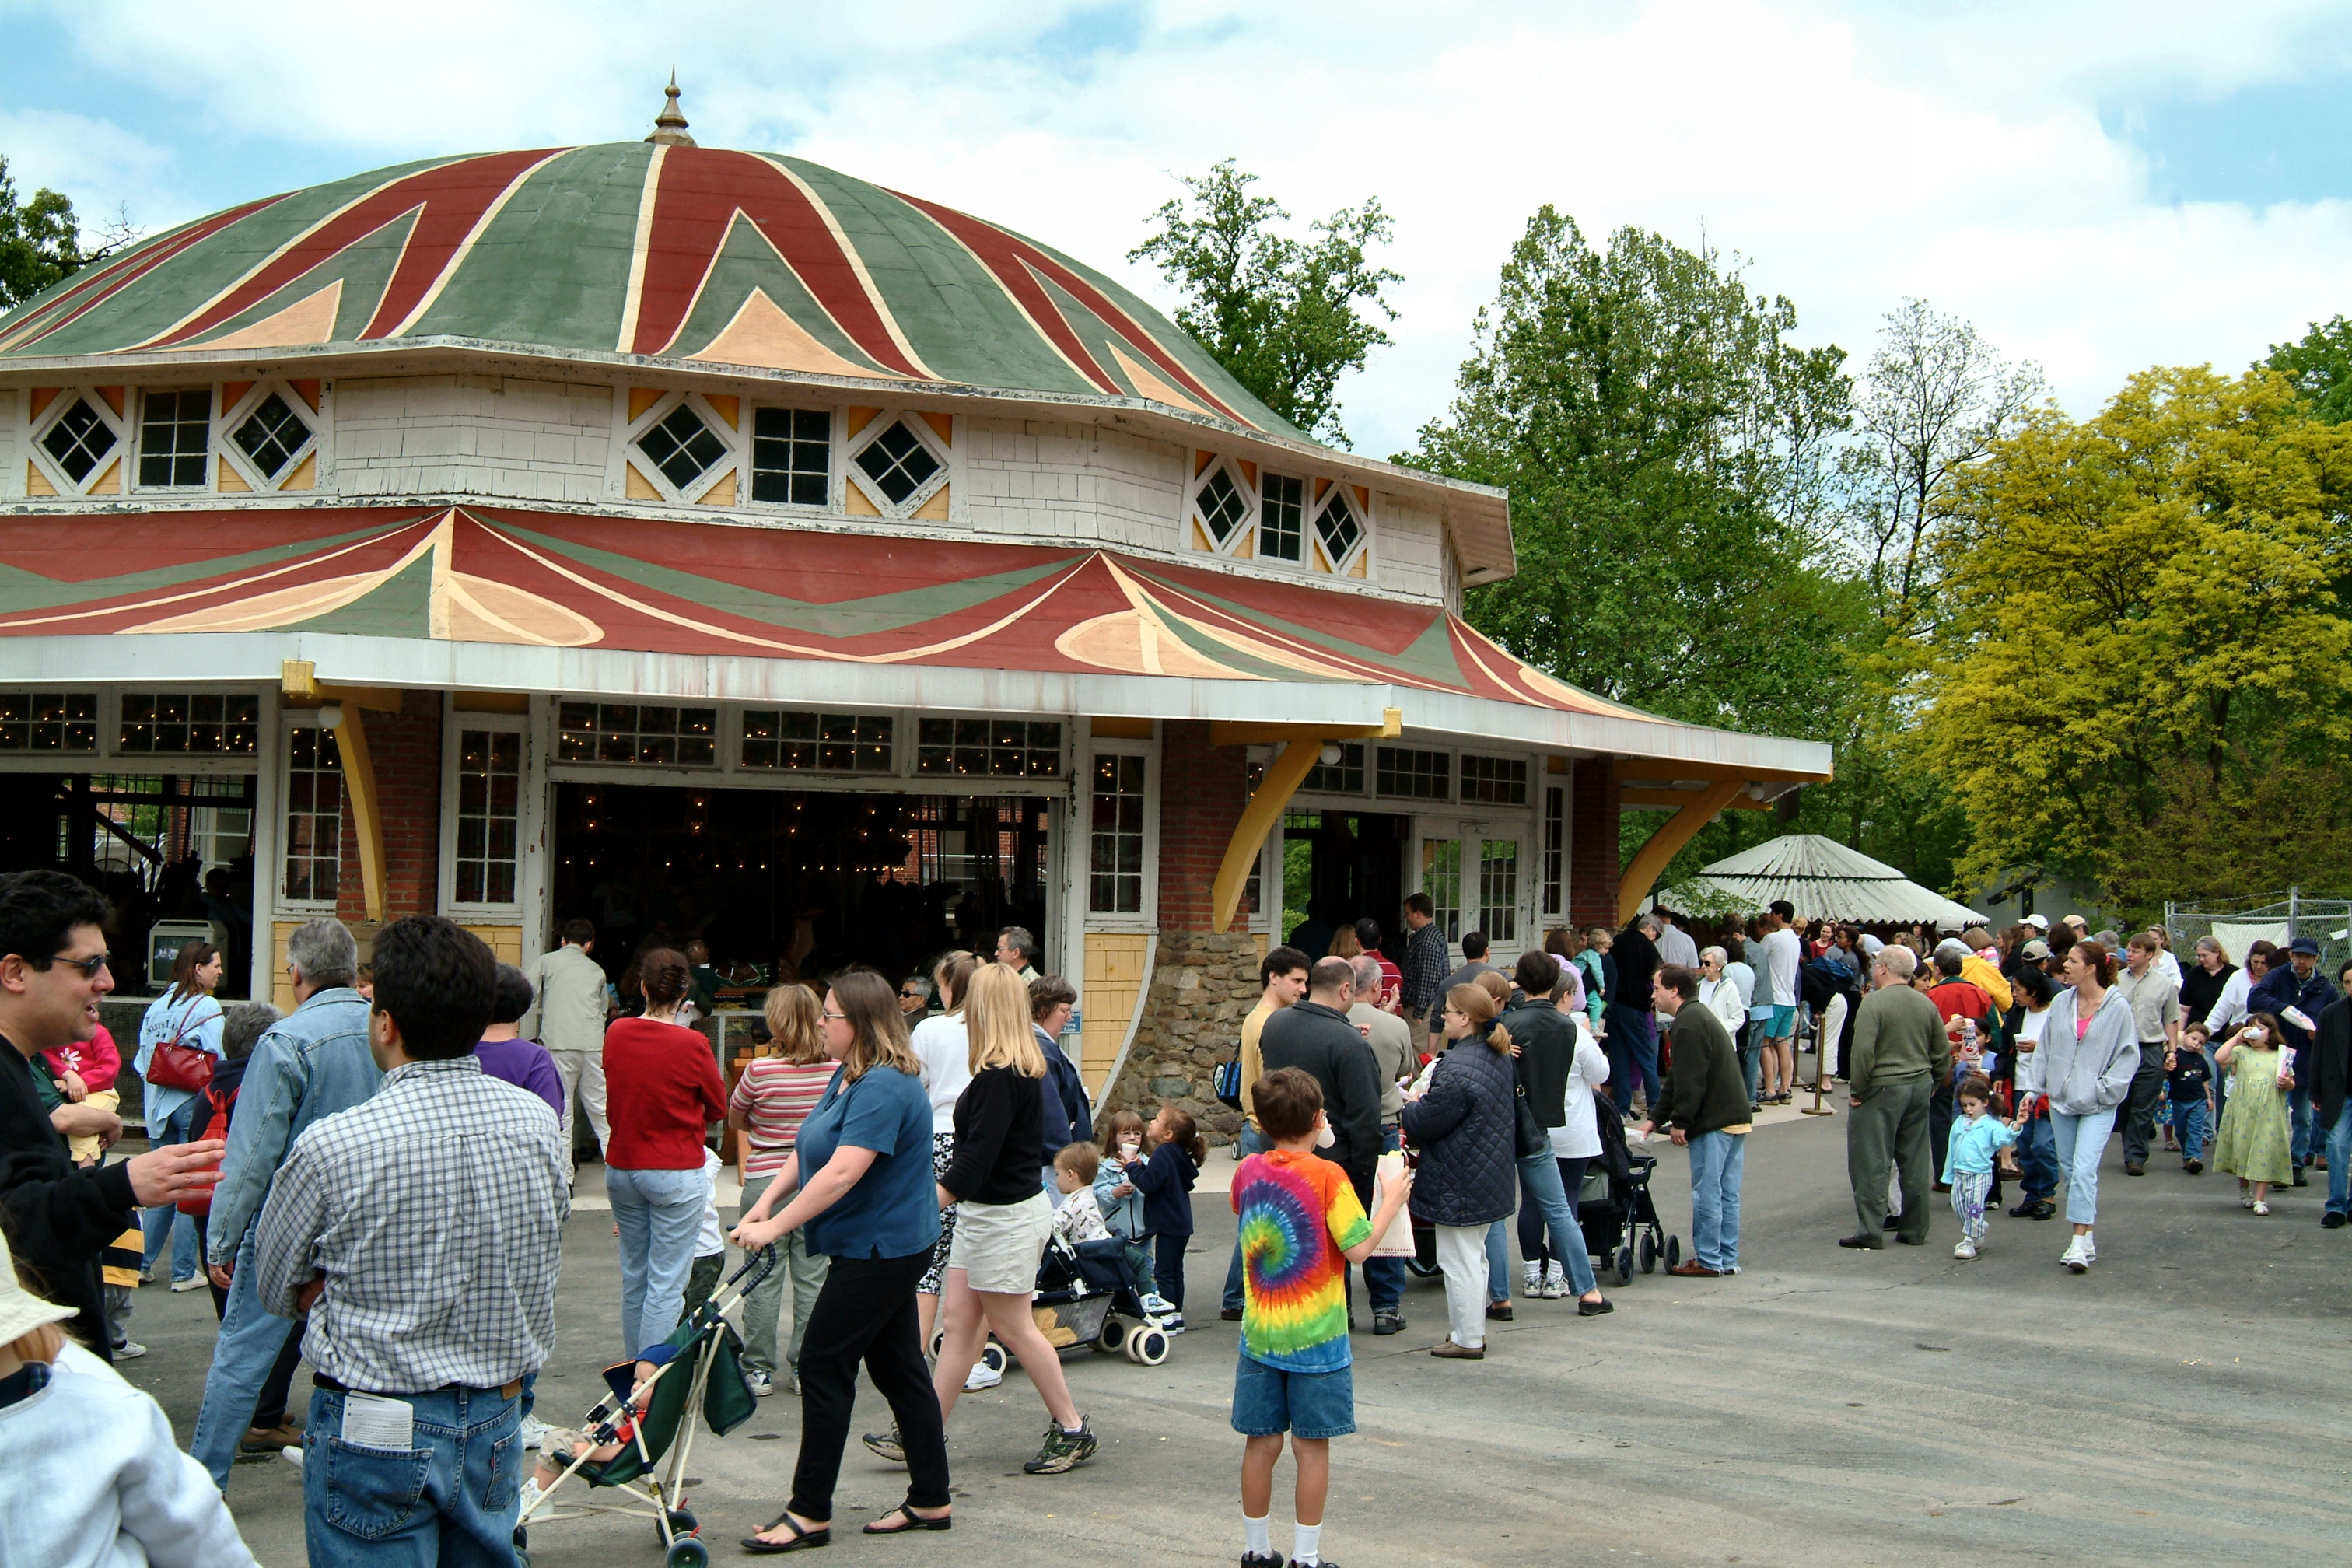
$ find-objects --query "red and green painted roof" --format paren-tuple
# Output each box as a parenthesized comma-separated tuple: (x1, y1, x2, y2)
(0, 503, 1633, 718)
(0, 145, 1301, 441)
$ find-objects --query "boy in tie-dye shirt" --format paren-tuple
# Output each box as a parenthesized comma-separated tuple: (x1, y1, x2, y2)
(1230, 1068, 1413, 1568)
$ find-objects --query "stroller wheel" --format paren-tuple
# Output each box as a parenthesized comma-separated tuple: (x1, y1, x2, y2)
(663, 1507, 699, 1542)
(980, 1341, 1008, 1377)
(1665, 1235, 1682, 1271)
(667, 1540, 711, 1568)
(1638, 1233, 1657, 1274)
(1096, 1317, 1128, 1354)
(1128, 1327, 1171, 1366)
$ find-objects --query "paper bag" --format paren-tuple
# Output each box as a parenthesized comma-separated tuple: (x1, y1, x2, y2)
(1369, 1150, 1417, 1258)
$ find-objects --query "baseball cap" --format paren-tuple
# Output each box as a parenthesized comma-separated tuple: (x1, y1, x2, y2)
(2022, 914, 2049, 930)
(2289, 935, 2322, 956)
(2021, 939, 2051, 960)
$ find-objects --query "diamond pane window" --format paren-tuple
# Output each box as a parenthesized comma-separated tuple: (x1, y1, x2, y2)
(283, 726, 342, 904)
(556, 702, 717, 766)
(0, 691, 97, 753)
(751, 407, 831, 506)
(232, 392, 311, 480)
(1375, 746, 1449, 801)
(914, 717, 1062, 778)
(453, 729, 522, 905)
(636, 403, 730, 491)
(1089, 752, 1146, 913)
(40, 399, 117, 485)
(1460, 754, 1528, 805)
(740, 709, 892, 771)
(1260, 472, 1304, 561)
(119, 693, 261, 755)
(1304, 741, 1363, 795)
(1314, 489, 1362, 564)
(854, 419, 942, 506)
(138, 388, 211, 488)
(1196, 466, 1248, 544)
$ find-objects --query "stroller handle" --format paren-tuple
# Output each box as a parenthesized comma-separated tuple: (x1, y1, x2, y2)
(727, 1244, 781, 1292)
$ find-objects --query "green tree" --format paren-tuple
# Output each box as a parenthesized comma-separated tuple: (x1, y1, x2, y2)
(0, 156, 126, 310)
(2264, 315, 2352, 425)
(1129, 159, 1399, 447)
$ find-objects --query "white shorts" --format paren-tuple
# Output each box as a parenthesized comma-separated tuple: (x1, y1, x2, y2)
(947, 1190, 1052, 1295)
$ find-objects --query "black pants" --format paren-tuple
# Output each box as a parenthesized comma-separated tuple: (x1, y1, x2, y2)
(791, 1249, 949, 1521)
(2119, 1043, 2168, 1166)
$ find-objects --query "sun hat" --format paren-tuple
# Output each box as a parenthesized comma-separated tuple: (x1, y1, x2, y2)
(0, 1227, 75, 1346)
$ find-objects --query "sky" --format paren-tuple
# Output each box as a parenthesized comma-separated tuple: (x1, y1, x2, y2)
(2, 0, 2348, 459)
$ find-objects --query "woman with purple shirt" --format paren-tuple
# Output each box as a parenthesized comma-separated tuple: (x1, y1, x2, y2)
(475, 964, 565, 1117)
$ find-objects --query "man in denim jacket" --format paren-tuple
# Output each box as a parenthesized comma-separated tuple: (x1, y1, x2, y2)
(188, 919, 380, 1489)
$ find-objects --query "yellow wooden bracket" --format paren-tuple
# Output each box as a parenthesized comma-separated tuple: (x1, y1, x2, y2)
(1209, 709, 1402, 747)
(1613, 756, 1830, 785)
(1616, 778, 1747, 925)
(1620, 788, 1774, 810)
(1210, 738, 1321, 934)
(280, 660, 391, 921)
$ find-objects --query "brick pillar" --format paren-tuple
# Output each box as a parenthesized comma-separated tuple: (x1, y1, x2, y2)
(1568, 757, 1620, 931)
(336, 691, 443, 925)
(1101, 720, 1262, 1140)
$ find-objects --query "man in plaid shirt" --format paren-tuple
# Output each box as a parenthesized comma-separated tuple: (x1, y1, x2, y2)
(1398, 892, 1449, 1033)
(256, 915, 568, 1566)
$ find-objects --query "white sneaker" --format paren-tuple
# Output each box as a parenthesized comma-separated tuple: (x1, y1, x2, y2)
(744, 1370, 774, 1397)
(2079, 1233, 2095, 1262)
(519, 1413, 551, 1448)
(1522, 1262, 1543, 1298)
(279, 1445, 303, 1473)
(963, 1359, 1004, 1391)
(516, 1477, 544, 1517)
(1953, 1238, 1977, 1260)
(1160, 1314, 1186, 1335)
(1138, 1293, 1174, 1316)
(112, 1340, 147, 1360)
(2059, 1237, 2088, 1273)
(170, 1276, 207, 1293)
(1541, 1263, 1567, 1299)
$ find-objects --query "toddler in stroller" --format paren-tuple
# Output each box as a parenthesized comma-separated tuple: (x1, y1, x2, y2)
(1034, 1226, 1179, 1367)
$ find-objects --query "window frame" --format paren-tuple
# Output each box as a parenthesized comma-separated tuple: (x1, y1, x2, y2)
(737, 706, 897, 775)
(843, 407, 954, 520)
(1258, 468, 1306, 564)
(1185, 450, 1377, 579)
(744, 401, 840, 512)
(1078, 733, 1157, 932)
(26, 387, 130, 497)
(276, 711, 345, 915)
(439, 709, 531, 917)
(217, 379, 321, 493)
(622, 389, 744, 506)
(130, 385, 215, 493)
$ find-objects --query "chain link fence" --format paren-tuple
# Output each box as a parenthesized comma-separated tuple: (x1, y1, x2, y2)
(2165, 890, 2352, 977)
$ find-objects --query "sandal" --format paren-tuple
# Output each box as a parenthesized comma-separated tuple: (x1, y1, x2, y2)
(743, 1513, 832, 1553)
(864, 1505, 954, 1535)
(2252, 1201, 2270, 1216)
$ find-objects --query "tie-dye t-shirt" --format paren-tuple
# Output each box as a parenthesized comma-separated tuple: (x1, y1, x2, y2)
(1232, 1147, 1372, 1372)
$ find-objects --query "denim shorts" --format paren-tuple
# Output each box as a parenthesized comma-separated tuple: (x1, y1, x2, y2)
(1231, 1353, 1355, 1440)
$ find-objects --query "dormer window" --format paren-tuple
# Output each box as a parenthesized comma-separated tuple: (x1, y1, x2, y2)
(1314, 488, 1362, 567)
(1259, 471, 1304, 562)
(136, 388, 212, 488)
(231, 393, 312, 481)
(854, 419, 940, 506)
(637, 402, 728, 491)
(1196, 467, 1248, 546)
(40, 398, 117, 485)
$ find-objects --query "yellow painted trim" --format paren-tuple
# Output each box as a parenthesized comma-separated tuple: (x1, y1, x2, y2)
(281, 660, 318, 700)
(1209, 721, 1388, 747)
(911, 482, 950, 521)
(1621, 788, 1773, 810)
(331, 703, 388, 923)
(1212, 738, 1318, 933)
(704, 394, 740, 429)
(1613, 757, 1831, 785)
(844, 482, 882, 516)
(628, 387, 663, 422)
(281, 448, 317, 490)
(26, 460, 56, 497)
(1616, 779, 1746, 924)
(88, 457, 120, 495)
(696, 469, 737, 506)
(218, 464, 251, 493)
(625, 461, 661, 500)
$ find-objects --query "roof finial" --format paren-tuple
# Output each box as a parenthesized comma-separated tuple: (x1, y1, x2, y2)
(646, 70, 695, 146)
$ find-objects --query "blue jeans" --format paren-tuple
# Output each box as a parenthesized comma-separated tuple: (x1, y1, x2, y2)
(2051, 1106, 2117, 1227)
(1738, 1041, 1762, 1105)
(1361, 1127, 1405, 1315)
(2018, 1115, 2058, 1199)
(1486, 1219, 1509, 1303)
(191, 1226, 302, 1488)
(2289, 1085, 2315, 1167)
(1516, 1150, 1598, 1296)
(2170, 1097, 2211, 1164)
(607, 1164, 707, 1358)
(303, 1381, 521, 1567)
(1607, 1007, 1661, 1109)
(139, 1098, 200, 1281)
(1687, 1130, 1745, 1271)
(1220, 1125, 1272, 1313)
(2324, 1101, 2352, 1217)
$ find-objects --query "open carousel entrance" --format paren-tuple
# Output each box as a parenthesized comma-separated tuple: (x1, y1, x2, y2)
(1278, 809, 1410, 959)
(551, 782, 1054, 990)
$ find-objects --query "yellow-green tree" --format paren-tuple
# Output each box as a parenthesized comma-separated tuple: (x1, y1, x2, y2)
(1924, 365, 2352, 915)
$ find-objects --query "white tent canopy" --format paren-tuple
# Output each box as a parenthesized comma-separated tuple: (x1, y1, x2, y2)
(1669, 834, 1986, 929)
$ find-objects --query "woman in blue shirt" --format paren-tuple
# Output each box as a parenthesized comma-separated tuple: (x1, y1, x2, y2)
(135, 940, 225, 1286)
(733, 970, 946, 1551)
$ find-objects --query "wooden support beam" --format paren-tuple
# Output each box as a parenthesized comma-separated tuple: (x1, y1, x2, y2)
(1616, 778, 1747, 925)
(1209, 709, 1402, 747)
(1210, 738, 1321, 934)
(1613, 756, 1829, 786)
(1619, 789, 1774, 810)
(330, 705, 387, 922)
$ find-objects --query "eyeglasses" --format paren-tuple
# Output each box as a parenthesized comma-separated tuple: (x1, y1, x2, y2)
(821, 1010, 847, 1021)
(51, 953, 110, 979)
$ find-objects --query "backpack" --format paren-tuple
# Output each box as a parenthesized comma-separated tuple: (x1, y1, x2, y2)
(1213, 1055, 1246, 1112)
(175, 1080, 236, 1217)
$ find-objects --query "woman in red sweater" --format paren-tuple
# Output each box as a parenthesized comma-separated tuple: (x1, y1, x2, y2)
(603, 947, 726, 1356)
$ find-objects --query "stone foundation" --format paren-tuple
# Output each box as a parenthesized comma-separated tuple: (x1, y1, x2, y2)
(1098, 928, 1262, 1143)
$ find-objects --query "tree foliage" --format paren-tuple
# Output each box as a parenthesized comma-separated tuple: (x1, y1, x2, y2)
(1129, 159, 1399, 447)
(1921, 366, 2352, 917)
(2264, 315, 2352, 425)
(0, 155, 89, 310)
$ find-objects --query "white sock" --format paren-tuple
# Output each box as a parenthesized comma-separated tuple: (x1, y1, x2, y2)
(1293, 1521, 1323, 1565)
(1244, 1514, 1271, 1556)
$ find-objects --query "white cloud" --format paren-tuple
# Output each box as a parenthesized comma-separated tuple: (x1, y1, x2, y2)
(13, 0, 2352, 448)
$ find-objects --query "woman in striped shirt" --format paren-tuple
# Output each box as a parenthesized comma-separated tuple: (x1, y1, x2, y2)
(729, 984, 838, 1396)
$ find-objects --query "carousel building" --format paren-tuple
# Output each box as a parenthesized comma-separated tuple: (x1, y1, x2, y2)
(0, 88, 1828, 1119)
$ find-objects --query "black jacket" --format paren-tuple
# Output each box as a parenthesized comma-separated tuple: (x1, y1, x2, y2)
(1402, 1034, 1517, 1226)
(1612, 927, 1661, 1010)
(0, 1040, 136, 1357)
(941, 1066, 1046, 1206)
(1260, 999, 1383, 1205)
(2315, 995, 2352, 1134)
(1501, 994, 1577, 1128)
(1652, 1005, 1748, 1138)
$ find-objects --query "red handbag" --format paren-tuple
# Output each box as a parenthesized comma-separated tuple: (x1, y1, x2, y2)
(146, 1002, 216, 1094)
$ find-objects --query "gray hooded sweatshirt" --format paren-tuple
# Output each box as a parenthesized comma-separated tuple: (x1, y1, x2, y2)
(2014, 985, 2138, 1115)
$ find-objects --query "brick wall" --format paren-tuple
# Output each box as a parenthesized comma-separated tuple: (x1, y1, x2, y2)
(335, 690, 443, 922)
(1155, 720, 1249, 933)
(1569, 757, 1621, 931)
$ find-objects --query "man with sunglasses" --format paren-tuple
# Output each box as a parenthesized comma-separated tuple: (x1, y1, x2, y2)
(0, 870, 224, 1359)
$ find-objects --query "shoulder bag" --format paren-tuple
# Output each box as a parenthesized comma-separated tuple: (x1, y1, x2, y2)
(146, 998, 217, 1094)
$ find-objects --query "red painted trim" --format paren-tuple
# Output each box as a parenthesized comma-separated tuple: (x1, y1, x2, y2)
(0, 196, 285, 353)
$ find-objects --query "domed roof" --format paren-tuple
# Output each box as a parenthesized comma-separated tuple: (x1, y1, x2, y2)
(0, 140, 1304, 442)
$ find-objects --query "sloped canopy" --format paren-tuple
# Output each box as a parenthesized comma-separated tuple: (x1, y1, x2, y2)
(1676, 834, 1984, 929)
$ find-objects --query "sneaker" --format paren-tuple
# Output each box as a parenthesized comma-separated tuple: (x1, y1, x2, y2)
(136, 1267, 154, 1284)
(111, 1340, 146, 1360)
(1541, 1263, 1567, 1299)
(1953, 1238, 1978, 1261)
(1242, 1555, 1283, 1568)
(170, 1276, 207, 1293)
(1160, 1314, 1185, 1335)
(1138, 1292, 1175, 1316)
(863, 1427, 907, 1465)
(745, 1370, 774, 1398)
(2059, 1238, 2088, 1273)
(2080, 1234, 2095, 1263)
(2292, 1168, 2309, 1188)
(963, 1358, 1004, 1391)
(519, 1414, 550, 1449)
(1522, 1262, 1543, 1298)
(516, 1476, 544, 1518)
(1372, 1313, 1406, 1335)
(279, 1445, 303, 1473)
(1024, 1417, 1098, 1474)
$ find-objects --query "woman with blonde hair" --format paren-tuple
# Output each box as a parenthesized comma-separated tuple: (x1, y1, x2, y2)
(733, 971, 946, 1549)
(908, 952, 978, 1352)
(1402, 982, 1521, 1359)
(892, 961, 1100, 1477)
(727, 982, 838, 1395)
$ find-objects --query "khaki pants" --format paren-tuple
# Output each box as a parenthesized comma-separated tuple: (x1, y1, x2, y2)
(68, 1088, 120, 1165)
(548, 1049, 609, 1150)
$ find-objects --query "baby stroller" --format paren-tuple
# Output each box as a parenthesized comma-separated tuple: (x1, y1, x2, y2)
(513, 1248, 772, 1568)
(1582, 1097, 1679, 1285)
(1036, 1232, 1177, 1367)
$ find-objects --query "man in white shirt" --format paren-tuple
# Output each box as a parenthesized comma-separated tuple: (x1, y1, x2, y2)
(1759, 901, 1803, 1104)
(522, 919, 611, 1156)
(1653, 908, 1700, 972)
